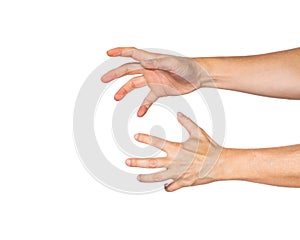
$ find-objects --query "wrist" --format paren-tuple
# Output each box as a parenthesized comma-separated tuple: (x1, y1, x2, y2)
(194, 57, 231, 89)
(212, 148, 254, 181)
(197, 147, 233, 182)
(211, 147, 233, 181)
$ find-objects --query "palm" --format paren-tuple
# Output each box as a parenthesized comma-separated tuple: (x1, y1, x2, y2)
(143, 68, 197, 97)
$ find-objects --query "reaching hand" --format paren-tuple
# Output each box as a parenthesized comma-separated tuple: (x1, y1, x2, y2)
(125, 112, 223, 192)
(101, 47, 210, 117)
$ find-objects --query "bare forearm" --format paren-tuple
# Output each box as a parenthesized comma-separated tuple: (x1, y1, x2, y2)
(195, 48, 300, 99)
(217, 145, 300, 187)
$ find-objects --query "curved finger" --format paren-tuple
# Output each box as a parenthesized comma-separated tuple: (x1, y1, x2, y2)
(137, 91, 158, 117)
(137, 170, 172, 182)
(125, 157, 171, 168)
(101, 62, 144, 83)
(135, 133, 170, 152)
(114, 76, 146, 101)
(177, 112, 199, 137)
(165, 179, 185, 192)
(107, 47, 160, 61)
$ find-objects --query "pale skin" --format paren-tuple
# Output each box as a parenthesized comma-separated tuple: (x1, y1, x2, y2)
(101, 47, 300, 192)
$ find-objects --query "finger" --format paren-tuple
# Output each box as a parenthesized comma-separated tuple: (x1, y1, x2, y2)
(125, 157, 171, 168)
(137, 91, 158, 117)
(135, 133, 170, 152)
(137, 170, 172, 182)
(177, 112, 199, 137)
(107, 47, 159, 61)
(101, 62, 143, 83)
(114, 76, 146, 101)
(165, 180, 185, 192)
(141, 57, 178, 72)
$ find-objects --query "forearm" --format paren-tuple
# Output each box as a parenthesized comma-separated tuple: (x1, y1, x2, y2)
(217, 145, 300, 187)
(195, 48, 300, 99)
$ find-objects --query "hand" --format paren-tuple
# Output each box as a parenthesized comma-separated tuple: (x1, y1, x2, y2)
(101, 47, 211, 117)
(125, 112, 224, 192)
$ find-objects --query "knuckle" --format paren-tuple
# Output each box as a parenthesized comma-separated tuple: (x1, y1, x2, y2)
(131, 49, 139, 58)
(182, 180, 193, 187)
(130, 80, 136, 88)
(144, 135, 151, 143)
(130, 159, 137, 166)
(153, 174, 163, 182)
(123, 64, 129, 73)
(180, 173, 194, 186)
(152, 59, 159, 67)
(150, 137, 157, 145)
(192, 128, 202, 138)
(122, 87, 128, 94)
(165, 158, 172, 167)
(149, 159, 157, 168)
(112, 70, 118, 78)
(142, 134, 151, 143)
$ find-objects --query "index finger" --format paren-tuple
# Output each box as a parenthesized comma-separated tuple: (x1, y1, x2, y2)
(107, 47, 160, 61)
(135, 133, 170, 152)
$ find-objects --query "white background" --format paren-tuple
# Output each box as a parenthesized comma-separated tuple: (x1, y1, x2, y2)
(1, 0, 300, 239)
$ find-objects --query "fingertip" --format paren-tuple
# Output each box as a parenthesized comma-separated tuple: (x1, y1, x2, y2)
(107, 48, 120, 56)
(164, 181, 181, 192)
(177, 112, 186, 125)
(137, 109, 143, 117)
(100, 75, 108, 83)
(134, 133, 139, 140)
(134, 133, 149, 143)
(137, 105, 147, 117)
(114, 94, 119, 101)
(114, 92, 122, 101)
(106, 49, 114, 56)
(137, 174, 142, 181)
(177, 112, 183, 119)
(101, 74, 114, 83)
(165, 186, 174, 192)
(125, 159, 131, 166)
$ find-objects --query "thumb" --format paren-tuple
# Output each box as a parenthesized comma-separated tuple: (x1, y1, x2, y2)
(177, 112, 199, 137)
(141, 57, 177, 72)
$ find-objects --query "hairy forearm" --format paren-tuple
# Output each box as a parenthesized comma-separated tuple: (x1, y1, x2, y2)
(195, 48, 300, 99)
(216, 145, 300, 187)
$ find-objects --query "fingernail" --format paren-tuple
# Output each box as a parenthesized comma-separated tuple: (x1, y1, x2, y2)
(134, 134, 139, 140)
(177, 112, 183, 117)
(137, 175, 141, 181)
(138, 105, 149, 117)
(125, 159, 131, 165)
(137, 108, 144, 117)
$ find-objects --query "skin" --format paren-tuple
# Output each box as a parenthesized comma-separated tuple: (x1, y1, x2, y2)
(101, 47, 300, 192)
